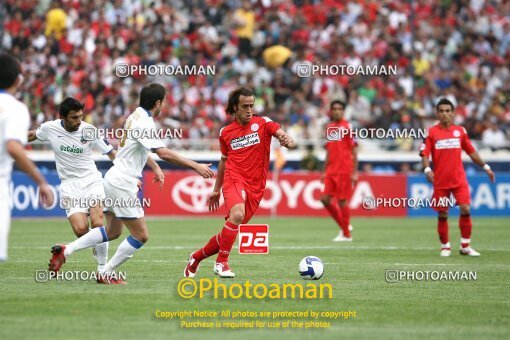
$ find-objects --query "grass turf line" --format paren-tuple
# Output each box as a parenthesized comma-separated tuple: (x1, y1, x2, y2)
(0, 217, 508, 339)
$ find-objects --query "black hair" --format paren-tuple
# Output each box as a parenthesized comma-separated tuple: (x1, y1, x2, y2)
(139, 83, 166, 110)
(59, 97, 84, 117)
(435, 98, 455, 111)
(0, 52, 21, 89)
(330, 100, 346, 110)
(226, 87, 255, 115)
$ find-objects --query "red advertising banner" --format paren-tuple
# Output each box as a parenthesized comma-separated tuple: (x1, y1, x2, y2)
(143, 171, 407, 217)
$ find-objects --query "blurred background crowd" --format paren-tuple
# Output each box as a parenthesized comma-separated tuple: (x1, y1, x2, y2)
(1, 0, 509, 152)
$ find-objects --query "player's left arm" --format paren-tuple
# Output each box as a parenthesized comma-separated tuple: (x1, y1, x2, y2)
(274, 129, 297, 149)
(351, 145, 359, 184)
(146, 155, 164, 190)
(153, 147, 214, 178)
(27, 130, 37, 142)
(468, 151, 495, 183)
(106, 149, 116, 161)
(93, 134, 116, 160)
(462, 130, 495, 183)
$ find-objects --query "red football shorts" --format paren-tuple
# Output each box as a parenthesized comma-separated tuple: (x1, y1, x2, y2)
(222, 180, 263, 224)
(432, 185, 471, 212)
(322, 174, 353, 200)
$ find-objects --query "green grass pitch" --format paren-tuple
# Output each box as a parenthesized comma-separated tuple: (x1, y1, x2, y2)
(0, 217, 508, 339)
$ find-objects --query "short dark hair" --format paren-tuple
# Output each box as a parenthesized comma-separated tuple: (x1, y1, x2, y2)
(226, 87, 255, 115)
(59, 97, 84, 117)
(330, 100, 346, 110)
(435, 98, 455, 111)
(139, 83, 166, 110)
(0, 52, 21, 89)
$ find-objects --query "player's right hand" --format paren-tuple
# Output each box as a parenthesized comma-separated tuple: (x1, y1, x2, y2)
(39, 184, 54, 208)
(426, 171, 435, 184)
(195, 163, 215, 178)
(320, 173, 326, 183)
(486, 169, 496, 183)
(207, 191, 221, 212)
(153, 168, 165, 190)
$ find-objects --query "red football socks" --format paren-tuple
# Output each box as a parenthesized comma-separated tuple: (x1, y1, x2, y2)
(437, 216, 449, 245)
(325, 204, 343, 228)
(459, 214, 472, 248)
(194, 232, 221, 262)
(325, 204, 350, 238)
(216, 221, 239, 263)
(340, 206, 351, 238)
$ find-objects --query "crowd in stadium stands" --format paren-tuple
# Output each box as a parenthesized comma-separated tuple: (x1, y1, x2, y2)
(2, 0, 509, 151)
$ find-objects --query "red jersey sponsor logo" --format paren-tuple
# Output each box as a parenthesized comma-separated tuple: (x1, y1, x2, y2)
(435, 138, 460, 149)
(230, 132, 261, 150)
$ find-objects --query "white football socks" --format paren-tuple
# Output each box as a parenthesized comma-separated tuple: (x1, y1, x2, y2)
(104, 236, 143, 274)
(95, 242, 109, 267)
(64, 226, 108, 257)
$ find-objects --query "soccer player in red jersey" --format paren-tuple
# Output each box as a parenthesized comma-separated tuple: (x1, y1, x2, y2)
(420, 98, 495, 257)
(320, 100, 358, 242)
(184, 87, 296, 278)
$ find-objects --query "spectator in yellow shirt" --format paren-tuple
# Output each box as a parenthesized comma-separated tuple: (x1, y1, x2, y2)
(45, 4, 67, 40)
(233, 1, 255, 55)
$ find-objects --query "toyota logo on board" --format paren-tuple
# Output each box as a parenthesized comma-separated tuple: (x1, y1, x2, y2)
(171, 176, 224, 212)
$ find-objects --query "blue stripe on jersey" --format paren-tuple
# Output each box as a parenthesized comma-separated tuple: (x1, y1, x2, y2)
(103, 138, 111, 145)
(142, 108, 152, 117)
(127, 235, 144, 249)
(99, 226, 108, 242)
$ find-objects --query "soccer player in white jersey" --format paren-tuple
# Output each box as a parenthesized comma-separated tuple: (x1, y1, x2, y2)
(0, 52, 54, 262)
(28, 97, 163, 272)
(49, 83, 214, 284)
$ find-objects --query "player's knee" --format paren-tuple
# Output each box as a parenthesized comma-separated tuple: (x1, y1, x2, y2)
(74, 226, 88, 237)
(320, 195, 331, 206)
(438, 211, 448, 219)
(71, 223, 89, 237)
(338, 199, 347, 208)
(460, 205, 470, 216)
(107, 229, 122, 240)
(136, 232, 149, 244)
(229, 207, 245, 224)
(90, 218, 104, 228)
(230, 211, 245, 224)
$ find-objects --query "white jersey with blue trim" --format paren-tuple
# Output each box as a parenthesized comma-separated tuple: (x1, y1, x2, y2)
(35, 120, 113, 182)
(111, 107, 165, 179)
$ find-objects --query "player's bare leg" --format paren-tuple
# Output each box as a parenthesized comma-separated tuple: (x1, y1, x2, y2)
(68, 213, 89, 238)
(438, 211, 451, 257)
(104, 212, 123, 241)
(458, 205, 479, 256)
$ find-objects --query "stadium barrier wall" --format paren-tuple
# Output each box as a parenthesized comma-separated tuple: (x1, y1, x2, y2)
(10, 171, 509, 218)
